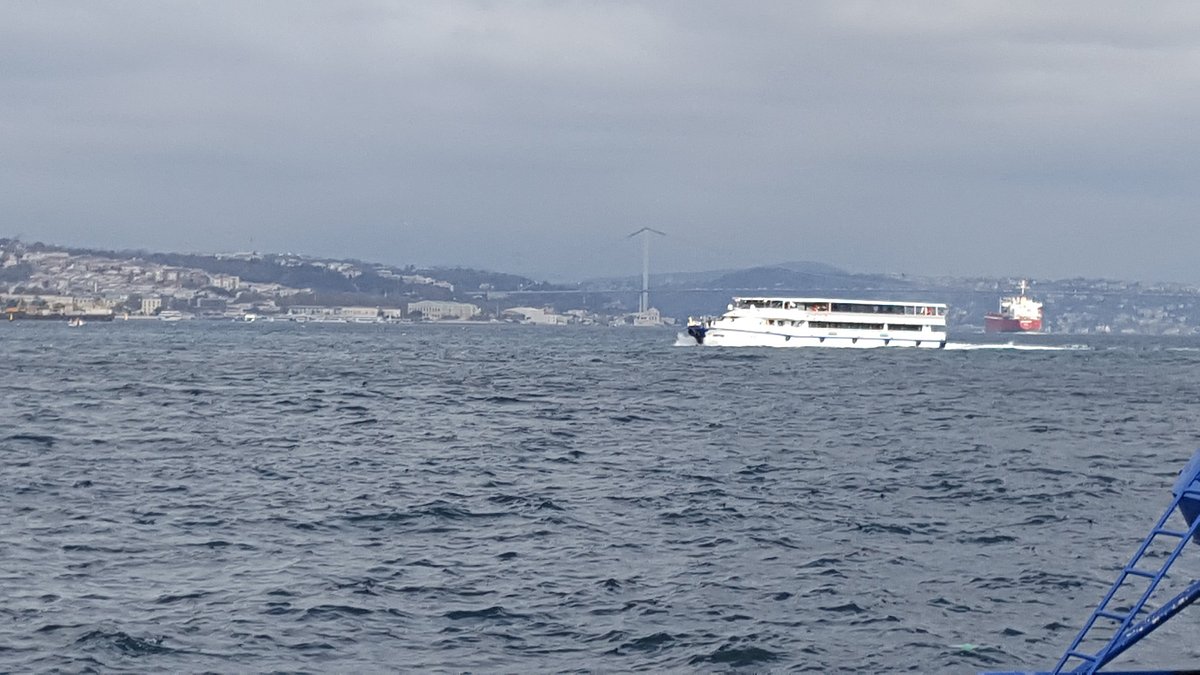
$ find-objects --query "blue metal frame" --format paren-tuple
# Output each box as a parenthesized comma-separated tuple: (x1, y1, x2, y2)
(987, 449, 1200, 675)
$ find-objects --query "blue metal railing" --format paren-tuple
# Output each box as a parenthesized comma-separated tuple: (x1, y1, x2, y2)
(987, 448, 1200, 675)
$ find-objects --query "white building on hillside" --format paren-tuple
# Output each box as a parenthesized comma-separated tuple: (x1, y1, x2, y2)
(141, 297, 163, 315)
(212, 274, 240, 291)
(502, 306, 569, 325)
(340, 306, 382, 320)
(408, 300, 479, 320)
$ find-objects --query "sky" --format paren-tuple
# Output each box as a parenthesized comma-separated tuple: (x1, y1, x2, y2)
(2, 1, 1199, 283)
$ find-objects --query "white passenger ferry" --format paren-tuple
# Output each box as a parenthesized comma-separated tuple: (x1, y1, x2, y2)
(686, 297, 948, 348)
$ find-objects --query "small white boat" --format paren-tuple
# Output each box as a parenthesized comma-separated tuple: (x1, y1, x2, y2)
(686, 296, 948, 349)
(67, 317, 85, 327)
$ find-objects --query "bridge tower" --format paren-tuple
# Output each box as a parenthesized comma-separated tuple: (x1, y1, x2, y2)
(627, 228, 665, 314)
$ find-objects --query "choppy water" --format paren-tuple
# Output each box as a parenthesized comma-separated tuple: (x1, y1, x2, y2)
(4, 322, 1200, 673)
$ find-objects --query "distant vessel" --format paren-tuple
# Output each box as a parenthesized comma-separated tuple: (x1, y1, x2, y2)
(686, 297, 948, 348)
(984, 280, 1043, 333)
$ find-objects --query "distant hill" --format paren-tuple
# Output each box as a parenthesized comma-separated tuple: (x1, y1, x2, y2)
(697, 265, 911, 293)
(705, 265, 852, 290)
(43, 243, 559, 298)
(582, 260, 850, 290)
(771, 260, 849, 276)
(14, 237, 1200, 334)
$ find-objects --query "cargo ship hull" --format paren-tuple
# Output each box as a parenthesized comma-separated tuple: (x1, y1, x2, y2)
(984, 313, 1041, 333)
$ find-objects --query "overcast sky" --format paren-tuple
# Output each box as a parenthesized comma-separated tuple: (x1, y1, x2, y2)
(2, 2, 1199, 282)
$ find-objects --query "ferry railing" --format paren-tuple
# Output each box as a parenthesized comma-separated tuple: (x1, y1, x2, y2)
(986, 449, 1200, 675)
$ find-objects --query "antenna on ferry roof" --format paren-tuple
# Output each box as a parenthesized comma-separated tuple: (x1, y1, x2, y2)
(627, 228, 666, 314)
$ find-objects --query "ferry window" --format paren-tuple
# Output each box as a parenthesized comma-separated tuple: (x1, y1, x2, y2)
(936, 307, 946, 316)
(810, 321, 884, 330)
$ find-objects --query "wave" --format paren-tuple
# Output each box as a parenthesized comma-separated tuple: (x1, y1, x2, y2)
(942, 342, 1090, 351)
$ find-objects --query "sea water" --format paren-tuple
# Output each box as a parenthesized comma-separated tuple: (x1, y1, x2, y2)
(3, 322, 1200, 672)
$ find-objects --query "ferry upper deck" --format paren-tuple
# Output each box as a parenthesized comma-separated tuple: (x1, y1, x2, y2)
(730, 297, 948, 317)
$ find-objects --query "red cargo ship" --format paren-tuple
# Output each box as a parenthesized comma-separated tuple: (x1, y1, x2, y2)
(984, 280, 1043, 333)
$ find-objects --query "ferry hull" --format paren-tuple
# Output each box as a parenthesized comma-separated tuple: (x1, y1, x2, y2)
(984, 314, 1041, 333)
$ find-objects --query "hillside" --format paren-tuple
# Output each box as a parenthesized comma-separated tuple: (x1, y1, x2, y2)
(6, 239, 1200, 334)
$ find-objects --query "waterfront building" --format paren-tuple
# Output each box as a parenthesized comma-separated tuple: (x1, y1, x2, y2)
(286, 305, 339, 318)
(502, 306, 570, 325)
(340, 306, 382, 320)
(408, 300, 479, 321)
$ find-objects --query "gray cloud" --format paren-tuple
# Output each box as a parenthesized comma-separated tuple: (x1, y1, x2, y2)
(2, 1, 1199, 281)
